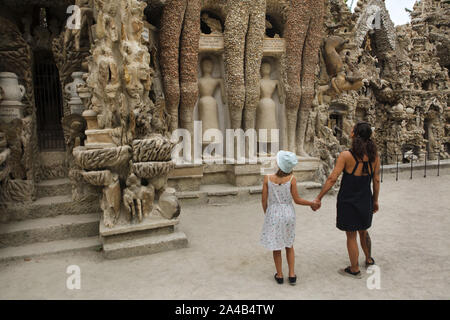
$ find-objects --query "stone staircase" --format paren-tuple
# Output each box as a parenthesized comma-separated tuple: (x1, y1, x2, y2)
(0, 178, 102, 262)
(0, 158, 325, 261)
(176, 181, 322, 206)
(169, 157, 323, 205)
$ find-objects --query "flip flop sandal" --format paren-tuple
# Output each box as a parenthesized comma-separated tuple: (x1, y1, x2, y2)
(274, 273, 283, 284)
(365, 257, 375, 268)
(339, 267, 362, 279)
(288, 275, 297, 286)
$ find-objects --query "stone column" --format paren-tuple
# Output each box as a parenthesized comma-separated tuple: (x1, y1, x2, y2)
(284, 0, 324, 156)
(224, 0, 266, 131)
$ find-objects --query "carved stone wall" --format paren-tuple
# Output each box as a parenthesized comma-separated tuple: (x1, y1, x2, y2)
(304, 0, 449, 182)
(1, 0, 449, 205)
(0, 16, 40, 202)
(73, 0, 180, 229)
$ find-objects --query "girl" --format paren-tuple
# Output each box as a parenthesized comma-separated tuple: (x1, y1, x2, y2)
(314, 122, 380, 278)
(260, 150, 319, 285)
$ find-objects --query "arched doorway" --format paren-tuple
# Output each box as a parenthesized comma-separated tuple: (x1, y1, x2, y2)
(33, 49, 65, 150)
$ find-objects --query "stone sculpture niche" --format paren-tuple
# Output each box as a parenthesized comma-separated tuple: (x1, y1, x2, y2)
(256, 61, 284, 155)
(265, 17, 281, 39)
(201, 12, 223, 35)
(198, 57, 226, 146)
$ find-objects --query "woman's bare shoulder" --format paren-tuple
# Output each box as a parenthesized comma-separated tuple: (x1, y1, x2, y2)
(339, 150, 352, 160)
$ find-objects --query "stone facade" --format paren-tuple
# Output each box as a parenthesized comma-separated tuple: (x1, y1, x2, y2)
(0, 0, 448, 258)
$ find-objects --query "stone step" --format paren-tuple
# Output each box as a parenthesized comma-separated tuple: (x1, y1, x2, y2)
(4, 194, 101, 222)
(36, 178, 72, 198)
(176, 181, 322, 205)
(0, 213, 100, 248)
(0, 236, 102, 262)
(102, 230, 188, 260)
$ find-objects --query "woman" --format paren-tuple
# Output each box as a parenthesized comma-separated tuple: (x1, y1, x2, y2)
(314, 122, 381, 278)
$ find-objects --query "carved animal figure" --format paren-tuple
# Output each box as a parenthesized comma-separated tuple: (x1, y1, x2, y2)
(323, 36, 349, 77)
(318, 36, 364, 102)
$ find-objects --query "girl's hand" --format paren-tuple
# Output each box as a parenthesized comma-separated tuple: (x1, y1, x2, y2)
(373, 201, 379, 213)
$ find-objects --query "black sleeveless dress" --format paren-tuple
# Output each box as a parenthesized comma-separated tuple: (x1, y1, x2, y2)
(336, 150, 374, 231)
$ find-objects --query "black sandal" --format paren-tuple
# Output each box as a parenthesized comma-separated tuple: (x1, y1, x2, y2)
(365, 257, 375, 267)
(288, 275, 297, 286)
(339, 267, 362, 279)
(274, 273, 283, 284)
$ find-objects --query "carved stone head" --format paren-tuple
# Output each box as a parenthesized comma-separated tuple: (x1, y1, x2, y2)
(201, 57, 214, 75)
(260, 62, 271, 77)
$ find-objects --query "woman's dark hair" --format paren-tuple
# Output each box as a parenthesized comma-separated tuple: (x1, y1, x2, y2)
(275, 169, 292, 177)
(352, 121, 378, 163)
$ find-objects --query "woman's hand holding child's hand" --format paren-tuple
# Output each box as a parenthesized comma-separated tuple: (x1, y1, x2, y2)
(310, 199, 321, 211)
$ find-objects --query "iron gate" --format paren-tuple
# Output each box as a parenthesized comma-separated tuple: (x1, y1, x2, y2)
(33, 50, 65, 151)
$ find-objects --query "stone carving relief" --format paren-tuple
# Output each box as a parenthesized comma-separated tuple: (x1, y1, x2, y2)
(123, 173, 155, 223)
(71, 0, 180, 229)
(318, 36, 365, 104)
(0, 16, 39, 203)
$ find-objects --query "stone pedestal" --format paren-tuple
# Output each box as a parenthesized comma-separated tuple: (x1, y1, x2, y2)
(69, 102, 85, 115)
(100, 216, 188, 259)
(85, 129, 116, 149)
(199, 34, 224, 52)
(167, 157, 320, 190)
(0, 104, 24, 122)
(168, 163, 203, 191)
(263, 38, 286, 56)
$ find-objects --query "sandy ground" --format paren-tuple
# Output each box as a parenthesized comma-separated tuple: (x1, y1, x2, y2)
(0, 172, 449, 300)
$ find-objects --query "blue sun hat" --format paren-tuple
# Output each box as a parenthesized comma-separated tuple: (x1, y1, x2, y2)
(276, 150, 298, 174)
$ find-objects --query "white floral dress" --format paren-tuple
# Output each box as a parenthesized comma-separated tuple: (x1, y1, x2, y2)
(260, 175, 296, 251)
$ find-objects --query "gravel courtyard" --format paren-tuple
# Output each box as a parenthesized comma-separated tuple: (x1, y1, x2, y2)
(0, 172, 449, 300)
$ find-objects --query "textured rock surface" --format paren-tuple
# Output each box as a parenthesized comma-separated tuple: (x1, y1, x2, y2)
(284, 0, 325, 155)
(224, 0, 265, 130)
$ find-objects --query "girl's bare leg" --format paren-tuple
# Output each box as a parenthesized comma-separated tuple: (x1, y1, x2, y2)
(273, 250, 283, 277)
(285, 247, 295, 277)
(346, 231, 360, 273)
(358, 230, 373, 264)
